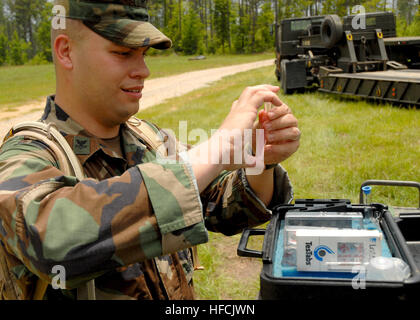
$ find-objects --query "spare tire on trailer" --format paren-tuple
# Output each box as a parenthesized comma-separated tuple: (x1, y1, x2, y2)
(321, 15, 343, 48)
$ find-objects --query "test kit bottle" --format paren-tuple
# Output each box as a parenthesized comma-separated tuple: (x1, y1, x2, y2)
(362, 186, 372, 204)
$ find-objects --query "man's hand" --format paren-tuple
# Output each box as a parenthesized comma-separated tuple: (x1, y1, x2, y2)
(257, 101, 300, 165)
(246, 99, 300, 206)
(215, 84, 283, 171)
(220, 84, 283, 131)
(187, 84, 299, 193)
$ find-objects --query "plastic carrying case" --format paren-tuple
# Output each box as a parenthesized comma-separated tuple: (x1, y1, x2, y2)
(237, 180, 420, 300)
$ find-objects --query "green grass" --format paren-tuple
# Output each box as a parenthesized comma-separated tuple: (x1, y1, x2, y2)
(0, 52, 274, 110)
(192, 232, 262, 300)
(138, 65, 420, 299)
(0, 64, 56, 109)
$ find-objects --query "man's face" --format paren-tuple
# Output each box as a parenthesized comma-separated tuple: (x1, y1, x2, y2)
(70, 27, 150, 127)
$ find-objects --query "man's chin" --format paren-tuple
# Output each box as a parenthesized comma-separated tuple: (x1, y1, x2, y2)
(117, 105, 140, 123)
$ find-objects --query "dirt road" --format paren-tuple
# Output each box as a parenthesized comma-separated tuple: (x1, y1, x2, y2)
(0, 59, 274, 140)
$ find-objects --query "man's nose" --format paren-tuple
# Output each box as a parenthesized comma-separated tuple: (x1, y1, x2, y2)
(129, 55, 150, 79)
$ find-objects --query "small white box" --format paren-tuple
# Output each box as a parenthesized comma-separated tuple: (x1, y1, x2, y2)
(284, 211, 363, 249)
(296, 228, 382, 272)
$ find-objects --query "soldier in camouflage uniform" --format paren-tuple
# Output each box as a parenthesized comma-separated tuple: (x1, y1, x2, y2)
(0, 0, 300, 300)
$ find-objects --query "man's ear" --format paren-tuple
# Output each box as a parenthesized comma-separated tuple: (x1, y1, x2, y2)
(54, 34, 73, 70)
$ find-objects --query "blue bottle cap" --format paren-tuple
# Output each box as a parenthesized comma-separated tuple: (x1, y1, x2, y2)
(362, 186, 372, 195)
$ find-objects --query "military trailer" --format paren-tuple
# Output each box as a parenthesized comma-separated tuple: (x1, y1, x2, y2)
(274, 12, 420, 106)
(384, 36, 420, 69)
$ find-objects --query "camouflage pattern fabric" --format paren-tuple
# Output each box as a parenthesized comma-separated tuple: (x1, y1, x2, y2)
(0, 96, 293, 300)
(55, 0, 172, 49)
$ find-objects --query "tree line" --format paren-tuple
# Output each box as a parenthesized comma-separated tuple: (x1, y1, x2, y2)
(0, 0, 419, 66)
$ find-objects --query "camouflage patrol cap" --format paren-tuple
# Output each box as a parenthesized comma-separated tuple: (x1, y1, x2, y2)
(55, 0, 172, 49)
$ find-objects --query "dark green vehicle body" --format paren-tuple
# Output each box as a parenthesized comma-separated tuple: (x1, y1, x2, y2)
(275, 12, 420, 106)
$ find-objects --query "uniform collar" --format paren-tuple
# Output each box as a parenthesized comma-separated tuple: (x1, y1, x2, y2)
(40, 95, 145, 166)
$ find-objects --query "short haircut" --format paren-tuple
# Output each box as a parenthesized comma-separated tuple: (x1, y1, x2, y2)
(50, 18, 87, 64)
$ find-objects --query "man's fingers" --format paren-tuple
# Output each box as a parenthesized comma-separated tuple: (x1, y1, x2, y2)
(238, 85, 280, 103)
(264, 113, 298, 131)
(244, 84, 281, 94)
(249, 90, 282, 110)
(266, 103, 291, 120)
(232, 90, 282, 115)
(265, 126, 301, 143)
(233, 85, 288, 116)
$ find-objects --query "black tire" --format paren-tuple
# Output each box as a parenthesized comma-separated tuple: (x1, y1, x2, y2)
(280, 59, 292, 94)
(321, 15, 343, 48)
(275, 67, 281, 81)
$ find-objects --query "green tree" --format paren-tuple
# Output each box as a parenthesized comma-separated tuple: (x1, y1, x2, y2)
(403, 10, 420, 36)
(0, 1, 5, 27)
(214, 0, 231, 53)
(364, 0, 388, 12)
(35, 1, 53, 62)
(321, 0, 348, 16)
(182, 5, 203, 55)
(149, 0, 164, 29)
(397, 0, 418, 24)
(4, 0, 50, 60)
(164, 0, 183, 52)
(254, 0, 274, 52)
(0, 28, 7, 65)
(8, 30, 30, 65)
(395, 0, 419, 36)
(231, 0, 249, 53)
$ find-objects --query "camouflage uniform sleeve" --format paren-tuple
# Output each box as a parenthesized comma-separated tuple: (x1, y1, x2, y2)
(201, 166, 293, 236)
(0, 135, 207, 288)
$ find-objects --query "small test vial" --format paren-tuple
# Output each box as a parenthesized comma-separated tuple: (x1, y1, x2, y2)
(245, 103, 272, 175)
(362, 186, 372, 204)
(264, 101, 273, 113)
